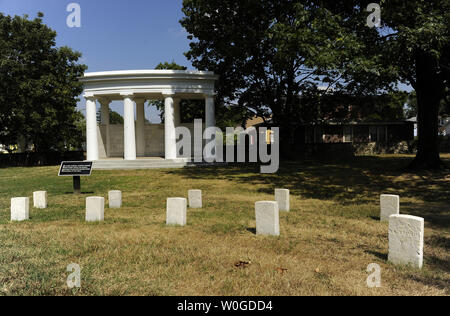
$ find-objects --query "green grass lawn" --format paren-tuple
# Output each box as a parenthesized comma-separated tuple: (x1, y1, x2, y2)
(0, 155, 449, 296)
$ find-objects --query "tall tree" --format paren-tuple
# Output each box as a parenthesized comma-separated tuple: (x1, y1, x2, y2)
(0, 13, 87, 153)
(319, 1, 450, 169)
(180, 0, 378, 155)
(181, 1, 449, 168)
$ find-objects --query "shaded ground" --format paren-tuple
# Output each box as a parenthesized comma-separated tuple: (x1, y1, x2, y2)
(0, 154, 448, 296)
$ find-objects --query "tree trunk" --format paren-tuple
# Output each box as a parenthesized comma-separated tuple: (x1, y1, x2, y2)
(409, 51, 445, 170)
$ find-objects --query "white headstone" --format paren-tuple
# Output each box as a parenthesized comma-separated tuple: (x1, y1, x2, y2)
(255, 201, 280, 236)
(11, 197, 29, 221)
(188, 190, 202, 209)
(166, 198, 187, 226)
(275, 189, 290, 212)
(33, 191, 48, 209)
(86, 197, 104, 222)
(108, 190, 122, 209)
(380, 194, 400, 222)
(388, 214, 424, 269)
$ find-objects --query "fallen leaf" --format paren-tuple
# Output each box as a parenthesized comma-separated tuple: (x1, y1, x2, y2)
(234, 260, 252, 269)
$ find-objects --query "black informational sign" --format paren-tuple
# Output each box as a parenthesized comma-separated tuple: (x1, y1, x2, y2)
(59, 162, 92, 194)
(58, 161, 93, 177)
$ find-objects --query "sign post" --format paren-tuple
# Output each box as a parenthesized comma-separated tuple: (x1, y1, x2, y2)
(73, 176, 81, 194)
(58, 161, 93, 194)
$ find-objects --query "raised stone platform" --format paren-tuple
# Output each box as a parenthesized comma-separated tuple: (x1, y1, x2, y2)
(91, 158, 198, 170)
(92, 158, 191, 170)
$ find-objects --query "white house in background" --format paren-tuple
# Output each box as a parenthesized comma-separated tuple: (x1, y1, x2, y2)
(407, 116, 450, 137)
(407, 117, 418, 137)
(80, 70, 218, 169)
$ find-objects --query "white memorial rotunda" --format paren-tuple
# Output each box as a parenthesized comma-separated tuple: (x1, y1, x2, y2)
(80, 70, 218, 169)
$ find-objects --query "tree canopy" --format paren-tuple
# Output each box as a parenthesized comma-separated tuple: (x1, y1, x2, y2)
(180, 0, 384, 155)
(0, 13, 87, 153)
(181, 0, 450, 168)
(322, 0, 449, 168)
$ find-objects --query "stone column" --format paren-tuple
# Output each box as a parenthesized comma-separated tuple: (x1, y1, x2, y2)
(122, 93, 136, 160)
(85, 96, 99, 161)
(205, 94, 216, 129)
(174, 98, 181, 127)
(204, 94, 216, 160)
(99, 98, 111, 157)
(164, 94, 177, 160)
(135, 98, 146, 157)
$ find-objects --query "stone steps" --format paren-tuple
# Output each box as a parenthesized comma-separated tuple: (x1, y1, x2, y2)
(92, 159, 193, 170)
(91, 158, 226, 170)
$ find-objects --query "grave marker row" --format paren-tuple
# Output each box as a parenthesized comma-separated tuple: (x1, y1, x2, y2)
(253, 189, 289, 236)
(85, 191, 123, 222)
(380, 194, 424, 269)
(10, 190, 122, 223)
(8, 188, 425, 270)
(388, 214, 424, 269)
(165, 190, 203, 226)
(10, 190, 48, 221)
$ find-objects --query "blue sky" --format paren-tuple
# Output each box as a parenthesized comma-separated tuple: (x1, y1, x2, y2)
(0, 0, 192, 122)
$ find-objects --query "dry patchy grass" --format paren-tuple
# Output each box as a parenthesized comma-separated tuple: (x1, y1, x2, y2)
(0, 154, 449, 296)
